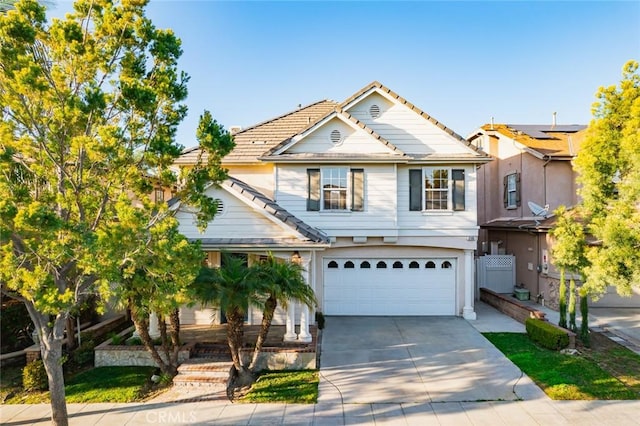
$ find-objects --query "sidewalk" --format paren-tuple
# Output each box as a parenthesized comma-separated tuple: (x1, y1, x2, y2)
(3, 398, 640, 425)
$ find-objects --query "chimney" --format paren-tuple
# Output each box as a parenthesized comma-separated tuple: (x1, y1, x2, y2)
(552, 112, 557, 128)
(490, 117, 494, 130)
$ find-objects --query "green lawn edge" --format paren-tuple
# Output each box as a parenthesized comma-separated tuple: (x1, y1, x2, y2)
(483, 332, 638, 400)
(239, 370, 319, 404)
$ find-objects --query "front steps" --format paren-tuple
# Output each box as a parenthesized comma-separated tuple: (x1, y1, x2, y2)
(173, 358, 233, 389)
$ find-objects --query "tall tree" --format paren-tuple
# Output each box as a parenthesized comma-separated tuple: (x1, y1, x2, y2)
(574, 60, 640, 297)
(0, 1, 227, 424)
(550, 206, 588, 332)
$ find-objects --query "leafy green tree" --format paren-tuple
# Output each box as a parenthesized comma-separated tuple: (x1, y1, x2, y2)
(248, 253, 316, 371)
(0, 1, 229, 424)
(550, 206, 588, 332)
(574, 60, 640, 297)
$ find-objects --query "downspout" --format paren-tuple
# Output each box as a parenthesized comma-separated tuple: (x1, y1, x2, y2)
(542, 155, 552, 206)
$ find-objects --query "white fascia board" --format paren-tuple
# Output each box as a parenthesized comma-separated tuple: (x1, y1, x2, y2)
(342, 87, 394, 111)
(220, 181, 309, 241)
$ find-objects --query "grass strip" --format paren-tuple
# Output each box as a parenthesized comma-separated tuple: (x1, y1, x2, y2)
(240, 370, 319, 403)
(483, 332, 637, 400)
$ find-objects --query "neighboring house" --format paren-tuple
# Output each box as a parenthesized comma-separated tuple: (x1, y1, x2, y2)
(468, 123, 640, 308)
(172, 82, 491, 339)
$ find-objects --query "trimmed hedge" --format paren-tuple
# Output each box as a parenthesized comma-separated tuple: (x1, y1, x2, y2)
(525, 318, 570, 350)
(23, 359, 48, 391)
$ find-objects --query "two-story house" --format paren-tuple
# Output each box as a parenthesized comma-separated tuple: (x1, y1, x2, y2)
(173, 82, 491, 340)
(469, 122, 640, 309)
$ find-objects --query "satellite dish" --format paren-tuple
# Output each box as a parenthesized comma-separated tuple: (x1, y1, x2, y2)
(528, 201, 550, 220)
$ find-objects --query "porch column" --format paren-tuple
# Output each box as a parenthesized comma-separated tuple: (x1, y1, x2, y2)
(297, 253, 312, 342)
(284, 303, 297, 342)
(148, 311, 161, 338)
(462, 249, 477, 320)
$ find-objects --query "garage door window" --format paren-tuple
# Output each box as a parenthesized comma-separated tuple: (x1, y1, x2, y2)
(409, 261, 420, 269)
(442, 261, 452, 269)
(376, 261, 387, 268)
(426, 261, 436, 268)
(328, 260, 339, 268)
(360, 261, 371, 268)
(393, 261, 403, 268)
(344, 261, 355, 268)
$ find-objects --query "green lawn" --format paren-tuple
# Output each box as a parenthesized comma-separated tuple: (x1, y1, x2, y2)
(4, 366, 156, 404)
(239, 370, 319, 403)
(484, 333, 638, 400)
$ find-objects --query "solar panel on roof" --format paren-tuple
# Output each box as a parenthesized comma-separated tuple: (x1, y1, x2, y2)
(507, 124, 586, 139)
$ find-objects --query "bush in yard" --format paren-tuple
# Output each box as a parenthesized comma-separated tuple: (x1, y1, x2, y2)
(23, 360, 48, 391)
(525, 318, 570, 350)
(73, 340, 95, 366)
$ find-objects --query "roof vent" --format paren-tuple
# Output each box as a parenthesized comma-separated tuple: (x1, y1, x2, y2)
(230, 125, 242, 135)
(329, 129, 343, 145)
(369, 104, 381, 119)
(215, 199, 225, 216)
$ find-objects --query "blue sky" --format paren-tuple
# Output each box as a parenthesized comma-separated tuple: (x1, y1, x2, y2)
(49, 1, 640, 148)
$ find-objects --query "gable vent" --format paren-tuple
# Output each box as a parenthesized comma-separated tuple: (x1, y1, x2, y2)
(329, 129, 343, 145)
(369, 104, 381, 119)
(215, 199, 225, 216)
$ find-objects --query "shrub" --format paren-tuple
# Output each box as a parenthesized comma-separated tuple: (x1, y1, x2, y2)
(525, 318, 570, 350)
(315, 311, 325, 330)
(108, 332, 124, 345)
(73, 339, 95, 365)
(23, 359, 48, 391)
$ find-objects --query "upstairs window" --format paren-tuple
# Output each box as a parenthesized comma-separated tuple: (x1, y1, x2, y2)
(503, 172, 521, 209)
(307, 168, 364, 212)
(154, 188, 164, 203)
(409, 168, 465, 211)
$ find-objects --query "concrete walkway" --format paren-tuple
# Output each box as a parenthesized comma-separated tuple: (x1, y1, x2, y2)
(2, 302, 640, 425)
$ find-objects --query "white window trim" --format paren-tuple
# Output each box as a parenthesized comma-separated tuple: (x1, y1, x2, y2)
(506, 172, 518, 209)
(321, 167, 351, 212)
(422, 167, 453, 212)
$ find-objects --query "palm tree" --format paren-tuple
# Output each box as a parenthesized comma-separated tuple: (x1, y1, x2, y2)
(248, 253, 317, 371)
(192, 253, 264, 386)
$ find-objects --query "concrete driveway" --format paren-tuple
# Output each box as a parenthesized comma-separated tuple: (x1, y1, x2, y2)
(318, 316, 545, 404)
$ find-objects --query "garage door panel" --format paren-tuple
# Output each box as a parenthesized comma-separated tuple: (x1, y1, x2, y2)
(324, 258, 456, 316)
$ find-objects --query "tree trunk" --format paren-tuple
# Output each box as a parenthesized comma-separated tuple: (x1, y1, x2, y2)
(568, 278, 577, 332)
(580, 292, 590, 346)
(24, 304, 69, 426)
(225, 308, 245, 372)
(249, 294, 277, 371)
(558, 268, 567, 328)
(168, 308, 181, 367)
(132, 313, 176, 376)
(65, 316, 77, 352)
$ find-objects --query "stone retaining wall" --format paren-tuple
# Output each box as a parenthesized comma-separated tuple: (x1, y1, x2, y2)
(480, 288, 547, 323)
(240, 348, 316, 370)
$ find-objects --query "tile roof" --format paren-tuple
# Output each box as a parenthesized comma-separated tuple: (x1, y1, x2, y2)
(480, 124, 587, 158)
(175, 100, 338, 165)
(224, 177, 329, 244)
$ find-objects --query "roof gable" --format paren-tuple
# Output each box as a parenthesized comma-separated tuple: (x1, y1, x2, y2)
(339, 81, 486, 157)
(173, 178, 328, 246)
(266, 109, 406, 160)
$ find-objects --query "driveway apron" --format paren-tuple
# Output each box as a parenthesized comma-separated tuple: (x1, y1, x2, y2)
(318, 316, 545, 404)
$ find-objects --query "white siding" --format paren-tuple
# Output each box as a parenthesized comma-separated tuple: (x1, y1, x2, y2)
(176, 188, 299, 240)
(346, 92, 474, 155)
(276, 164, 398, 236)
(288, 117, 397, 155)
(396, 165, 479, 234)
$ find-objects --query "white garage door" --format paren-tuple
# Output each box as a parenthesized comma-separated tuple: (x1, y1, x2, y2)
(323, 258, 456, 316)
